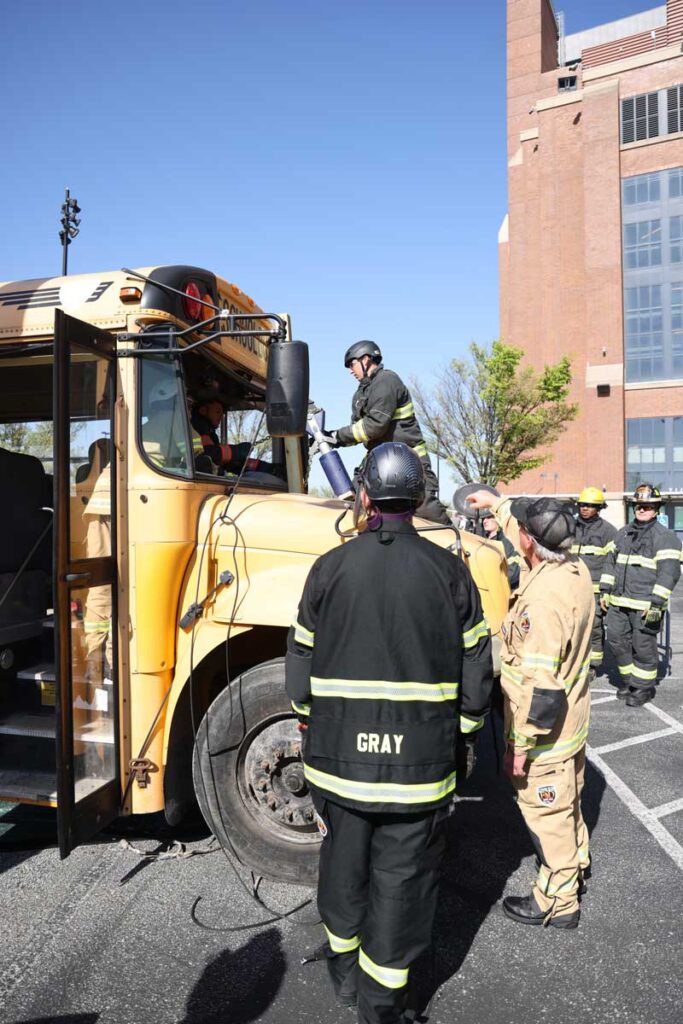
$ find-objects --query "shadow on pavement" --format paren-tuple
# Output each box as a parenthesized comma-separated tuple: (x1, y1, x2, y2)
(408, 711, 607, 1020)
(181, 927, 286, 1024)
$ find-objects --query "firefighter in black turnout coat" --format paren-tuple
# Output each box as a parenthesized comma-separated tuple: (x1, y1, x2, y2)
(600, 483, 682, 706)
(286, 443, 493, 1024)
(326, 340, 451, 525)
(571, 487, 617, 677)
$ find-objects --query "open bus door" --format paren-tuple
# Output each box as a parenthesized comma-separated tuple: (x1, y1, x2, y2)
(54, 310, 121, 857)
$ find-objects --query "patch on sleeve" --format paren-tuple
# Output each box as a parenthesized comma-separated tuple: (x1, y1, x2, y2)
(537, 784, 557, 806)
(519, 611, 532, 634)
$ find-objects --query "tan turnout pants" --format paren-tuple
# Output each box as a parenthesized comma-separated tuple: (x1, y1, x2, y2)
(513, 749, 589, 917)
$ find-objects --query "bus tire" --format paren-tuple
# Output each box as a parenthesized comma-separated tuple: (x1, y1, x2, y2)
(192, 657, 321, 887)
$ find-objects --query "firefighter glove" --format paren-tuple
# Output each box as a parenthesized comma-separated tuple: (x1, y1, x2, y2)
(643, 605, 663, 628)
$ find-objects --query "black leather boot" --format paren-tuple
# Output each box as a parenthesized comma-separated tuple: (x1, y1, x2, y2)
(626, 686, 656, 707)
(502, 894, 579, 929)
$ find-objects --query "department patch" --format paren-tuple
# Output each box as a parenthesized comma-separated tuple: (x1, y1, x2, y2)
(314, 811, 328, 838)
(537, 784, 556, 806)
(520, 611, 532, 634)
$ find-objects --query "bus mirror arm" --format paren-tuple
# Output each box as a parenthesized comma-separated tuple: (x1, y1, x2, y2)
(116, 311, 288, 357)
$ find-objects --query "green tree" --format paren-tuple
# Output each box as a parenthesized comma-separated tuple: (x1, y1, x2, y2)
(412, 341, 578, 485)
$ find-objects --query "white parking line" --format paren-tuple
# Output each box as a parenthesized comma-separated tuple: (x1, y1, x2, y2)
(591, 695, 617, 706)
(587, 745, 683, 871)
(649, 796, 683, 819)
(590, 727, 677, 755)
(642, 701, 683, 734)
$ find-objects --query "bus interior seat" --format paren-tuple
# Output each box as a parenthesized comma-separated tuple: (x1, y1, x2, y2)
(0, 447, 52, 642)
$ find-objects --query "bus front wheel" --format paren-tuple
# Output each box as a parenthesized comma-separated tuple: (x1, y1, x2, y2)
(192, 657, 321, 886)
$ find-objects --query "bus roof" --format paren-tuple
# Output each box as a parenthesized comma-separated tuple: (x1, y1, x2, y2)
(0, 265, 272, 379)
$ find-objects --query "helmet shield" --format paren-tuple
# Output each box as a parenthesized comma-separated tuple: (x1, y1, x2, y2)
(633, 483, 662, 504)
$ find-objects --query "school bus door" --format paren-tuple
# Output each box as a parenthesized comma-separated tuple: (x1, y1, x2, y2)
(54, 310, 121, 857)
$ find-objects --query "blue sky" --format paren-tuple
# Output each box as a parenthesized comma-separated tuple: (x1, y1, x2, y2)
(0, 0, 654, 492)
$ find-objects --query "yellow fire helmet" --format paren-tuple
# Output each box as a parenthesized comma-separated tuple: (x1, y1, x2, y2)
(577, 486, 606, 508)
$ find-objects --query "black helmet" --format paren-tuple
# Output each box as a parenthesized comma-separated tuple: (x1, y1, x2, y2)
(359, 442, 425, 505)
(344, 340, 382, 368)
(633, 482, 662, 504)
(509, 496, 576, 551)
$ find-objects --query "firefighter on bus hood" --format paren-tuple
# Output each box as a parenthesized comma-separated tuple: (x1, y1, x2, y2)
(571, 487, 617, 680)
(600, 483, 681, 707)
(286, 442, 493, 1024)
(322, 341, 451, 525)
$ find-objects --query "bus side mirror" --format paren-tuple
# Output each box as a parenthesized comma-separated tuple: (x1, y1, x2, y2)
(266, 340, 309, 437)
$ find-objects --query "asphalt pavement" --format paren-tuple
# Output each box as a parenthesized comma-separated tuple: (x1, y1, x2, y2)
(2, 608, 683, 1024)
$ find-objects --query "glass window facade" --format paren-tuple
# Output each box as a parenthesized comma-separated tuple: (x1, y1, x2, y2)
(626, 417, 683, 491)
(622, 168, 683, 382)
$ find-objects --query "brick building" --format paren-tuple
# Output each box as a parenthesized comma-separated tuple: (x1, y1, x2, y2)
(500, 0, 683, 529)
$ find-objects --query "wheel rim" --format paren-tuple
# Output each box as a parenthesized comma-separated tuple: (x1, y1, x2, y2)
(237, 713, 321, 846)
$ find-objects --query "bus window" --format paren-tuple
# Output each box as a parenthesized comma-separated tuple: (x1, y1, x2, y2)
(139, 358, 192, 477)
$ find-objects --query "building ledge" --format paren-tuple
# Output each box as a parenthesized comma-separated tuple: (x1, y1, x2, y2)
(624, 378, 683, 390)
(622, 127, 683, 151)
(582, 40, 683, 82)
(536, 91, 583, 113)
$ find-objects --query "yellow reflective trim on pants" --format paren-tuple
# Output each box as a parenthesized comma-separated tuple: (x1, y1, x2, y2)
(310, 677, 459, 702)
(590, 651, 603, 664)
(617, 663, 633, 676)
(352, 420, 369, 443)
(462, 619, 489, 649)
(359, 949, 408, 990)
(84, 619, 111, 633)
(292, 619, 315, 648)
(303, 764, 456, 805)
(324, 926, 360, 954)
(611, 596, 650, 611)
(526, 723, 589, 761)
(653, 584, 672, 600)
(537, 867, 579, 897)
(460, 714, 484, 734)
(631, 664, 657, 681)
(655, 549, 681, 560)
(392, 402, 414, 420)
(291, 701, 311, 716)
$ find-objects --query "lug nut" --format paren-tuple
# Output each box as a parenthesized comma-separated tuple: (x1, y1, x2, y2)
(258, 781, 268, 792)
(261, 760, 270, 772)
(267, 798, 277, 811)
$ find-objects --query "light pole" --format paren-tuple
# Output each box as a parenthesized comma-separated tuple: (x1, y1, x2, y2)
(59, 188, 81, 275)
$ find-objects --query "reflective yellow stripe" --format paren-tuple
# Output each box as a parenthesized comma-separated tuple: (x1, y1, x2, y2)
(391, 402, 414, 420)
(617, 663, 633, 677)
(84, 619, 111, 633)
(572, 544, 612, 556)
(460, 714, 485, 734)
(656, 548, 681, 560)
(292, 619, 315, 648)
(590, 651, 603, 664)
(521, 653, 561, 672)
(86, 496, 110, 512)
(653, 584, 672, 600)
(616, 553, 656, 570)
(600, 573, 616, 586)
(527, 723, 589, 761)
(359, 949, 408, 990)
(508, 727, 536, 747)
(310, 677, 458, 702)
(352, 420, 369, 443)
(303, 764, 456, 805)
(631, 664, 657, 681)
(462, 619, 489, 649)
(537, 866, 579, 896)
(508, 554, 523, 566)
(291, 701, 311, 716)
(592, 583, 601, 594)
(324, 926, 360, 953)
(501, 663, 524, 686)
(192, 435, 204, 452)
(413, 442, 428, 458)
(611, 595, 650, 611)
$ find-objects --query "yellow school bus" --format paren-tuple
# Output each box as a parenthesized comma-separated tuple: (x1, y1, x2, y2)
(0, 265, 509, 884)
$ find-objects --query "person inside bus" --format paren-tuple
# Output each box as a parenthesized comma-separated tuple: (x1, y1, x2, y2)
(190, 387, 277, 477)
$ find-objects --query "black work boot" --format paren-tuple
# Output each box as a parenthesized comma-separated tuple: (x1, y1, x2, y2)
(616, 686, 632, 701)
(626, 686, 656, 707)
(502, 893, 579, 929)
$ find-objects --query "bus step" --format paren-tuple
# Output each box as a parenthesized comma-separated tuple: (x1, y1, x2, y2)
(0, 712, 114, 745)
(16, 662, 56, 682)
(0, 769, 105, 807)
